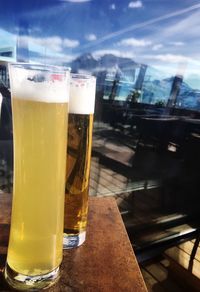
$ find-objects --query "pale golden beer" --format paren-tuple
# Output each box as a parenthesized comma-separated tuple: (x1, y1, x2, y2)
(64, 74, 96, 248)
(4, 64, 70, 290)
(64, 114, 93, 232)
(8, 99, 68, 273)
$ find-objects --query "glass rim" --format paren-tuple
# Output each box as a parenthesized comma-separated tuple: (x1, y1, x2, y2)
(9, 62, 71, 74)
(70, 73, 96, 81)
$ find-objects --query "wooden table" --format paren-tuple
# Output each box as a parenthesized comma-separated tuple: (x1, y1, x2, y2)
(0, 193, 147, 291)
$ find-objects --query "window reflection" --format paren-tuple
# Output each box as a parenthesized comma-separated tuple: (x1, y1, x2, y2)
(1, 0, 200, 255)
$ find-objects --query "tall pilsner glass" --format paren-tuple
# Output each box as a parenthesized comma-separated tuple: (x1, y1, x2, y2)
(63, 74, 96, 249)
(4, 64, 70, 290)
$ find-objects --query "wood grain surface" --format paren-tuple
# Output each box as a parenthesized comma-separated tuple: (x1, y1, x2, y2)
(0, 193, 147, 291)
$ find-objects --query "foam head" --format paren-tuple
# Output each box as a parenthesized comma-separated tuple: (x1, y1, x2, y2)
(9, 63, 70, 103)
(69, 74, 96, 114)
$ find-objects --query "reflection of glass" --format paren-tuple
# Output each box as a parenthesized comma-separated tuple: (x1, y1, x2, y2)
(0, 93, 2, 117)
(63, 74, 96, 249)
(4, 64, 70, 290)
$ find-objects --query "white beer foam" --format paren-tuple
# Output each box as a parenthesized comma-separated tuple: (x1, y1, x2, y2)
(69, 77, 96, 114)
(10, 66, 69, 103)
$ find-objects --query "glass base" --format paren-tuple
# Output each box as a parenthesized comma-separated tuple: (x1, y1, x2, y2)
(63, 231, 86, 249)
(4, 263, 60, 291)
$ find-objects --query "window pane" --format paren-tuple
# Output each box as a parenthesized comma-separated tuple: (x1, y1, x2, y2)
(1, 0, 200, 258)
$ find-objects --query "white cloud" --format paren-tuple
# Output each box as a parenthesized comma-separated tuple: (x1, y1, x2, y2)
(110, 4, 116, 10)
(85, 34, 97, 41)
(79, 3, 200, 52)
(21, 36, 63, 52)
(63, 38, 79, 48)
(118, 37, 152, 47)
(145, 54, 191, 63)
(170, 41, 185, 46)
(157, 10, 200, 41)
(152, 44, 163, 51)
(20, 35, 79, 53)
(32, 53, 76, 65)
(92, 49, 135, 59)
(0, 28, 78, 63)
(43, 37, 62, 52)
(128, 1, 143, 9)
(92, 49, 121, 59)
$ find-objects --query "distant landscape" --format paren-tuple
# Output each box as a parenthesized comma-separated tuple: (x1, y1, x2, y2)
(67, 53, 200, 110)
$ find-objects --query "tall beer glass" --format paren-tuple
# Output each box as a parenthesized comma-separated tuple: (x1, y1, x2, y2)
(63, 74, 96, 249)
(4, 63, 70, 290)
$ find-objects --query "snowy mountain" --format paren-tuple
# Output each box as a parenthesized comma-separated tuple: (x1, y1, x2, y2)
(68, 53, 199, 110)
(69, 53, 137, 73)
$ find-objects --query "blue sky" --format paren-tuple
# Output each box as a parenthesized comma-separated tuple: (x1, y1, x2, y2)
(1, 0, 200, 88)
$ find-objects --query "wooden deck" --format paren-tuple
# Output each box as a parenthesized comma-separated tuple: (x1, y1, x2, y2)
(141, 257, 183, 292)
(140, 237, 200, 292)
(164, 237, 200, 291)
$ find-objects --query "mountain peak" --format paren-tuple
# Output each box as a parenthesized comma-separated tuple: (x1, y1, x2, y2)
(78, 53, 94, 60)
(70, 53, 136, 72)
